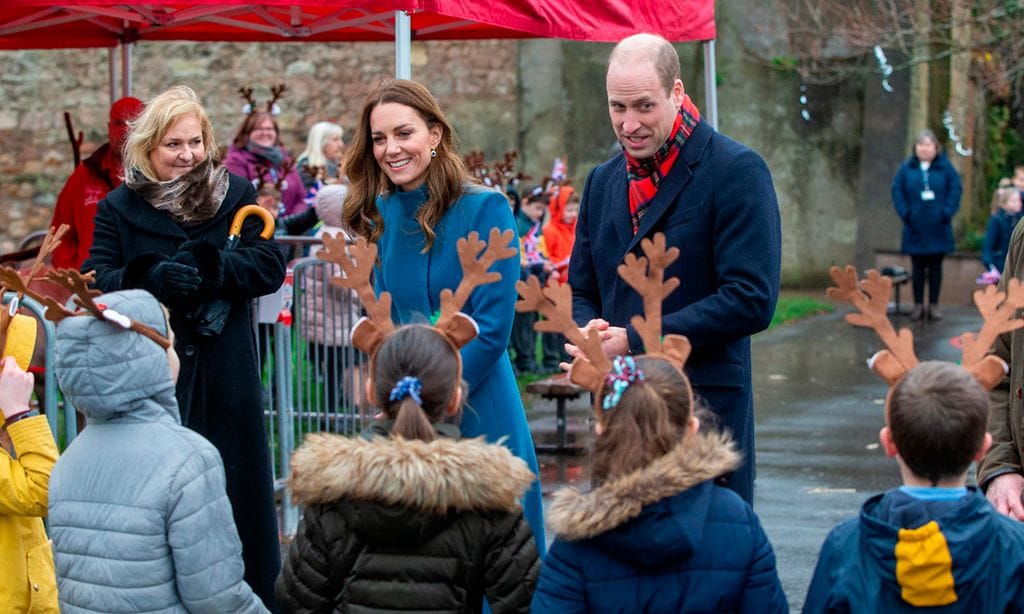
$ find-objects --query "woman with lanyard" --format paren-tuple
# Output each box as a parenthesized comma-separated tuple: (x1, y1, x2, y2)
(891, 129, 963, 321)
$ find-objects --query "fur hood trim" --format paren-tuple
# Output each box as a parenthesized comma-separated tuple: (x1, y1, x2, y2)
(288, 433, 536, 514)
(548, 431, 741, 540)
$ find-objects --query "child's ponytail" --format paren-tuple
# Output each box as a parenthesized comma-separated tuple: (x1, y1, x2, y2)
(591, 356, 694, 483)
(371, 326, 463, 442)
(389, 376, 437, 442)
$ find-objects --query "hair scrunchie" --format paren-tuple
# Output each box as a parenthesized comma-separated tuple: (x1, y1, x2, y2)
(389, 376, 423, 405)
(603, 355, 645, 411)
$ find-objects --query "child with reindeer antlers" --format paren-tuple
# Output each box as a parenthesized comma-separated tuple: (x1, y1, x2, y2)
(275, 230, 539, 613)
(527, 234, 787, 614)
(802, 266, 1024, 613)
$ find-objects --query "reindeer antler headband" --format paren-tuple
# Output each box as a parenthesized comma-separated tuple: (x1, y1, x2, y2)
(0, 226, 171, 351)
(516, 233, 691, 424)
(316, 227, 517, 358)
(827, 265, 1024, 389)
(239, 84, 287, 116)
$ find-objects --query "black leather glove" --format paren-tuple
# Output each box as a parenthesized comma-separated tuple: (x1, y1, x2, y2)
(144, 261, 201, 299)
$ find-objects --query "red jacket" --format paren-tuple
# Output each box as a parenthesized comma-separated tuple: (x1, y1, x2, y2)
(50, 144, 123, 270)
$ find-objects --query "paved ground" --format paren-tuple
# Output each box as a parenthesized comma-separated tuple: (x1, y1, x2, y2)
(527, 301, 983, 610)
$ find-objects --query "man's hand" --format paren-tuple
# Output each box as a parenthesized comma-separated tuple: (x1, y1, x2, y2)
(986, 473, 1024, 520)
(0, 356, 34, 420)
(563, 319, 630, 370)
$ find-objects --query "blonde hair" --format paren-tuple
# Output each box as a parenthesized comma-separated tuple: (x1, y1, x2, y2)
(123, 86, 218, 181)
(992, 185, 1020, 215)
(343, 79, 472, 253)
(300, 121, 343, 169)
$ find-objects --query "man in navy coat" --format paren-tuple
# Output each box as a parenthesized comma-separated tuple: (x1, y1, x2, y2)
(568, 33, 781, 504)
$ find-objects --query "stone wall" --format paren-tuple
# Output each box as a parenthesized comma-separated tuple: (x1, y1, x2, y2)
(0, 39, 519, 252)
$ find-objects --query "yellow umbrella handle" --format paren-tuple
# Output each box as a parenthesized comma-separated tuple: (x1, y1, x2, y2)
(230, 204, 276, 240)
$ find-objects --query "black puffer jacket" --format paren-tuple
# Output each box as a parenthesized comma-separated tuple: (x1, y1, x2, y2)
(275, 425, 540, 613)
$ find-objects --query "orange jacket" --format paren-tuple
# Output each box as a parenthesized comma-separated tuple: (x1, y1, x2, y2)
(543, 186, 577, 280)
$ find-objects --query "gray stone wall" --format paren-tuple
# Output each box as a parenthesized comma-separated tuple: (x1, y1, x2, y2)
(2, 13, 911, 286)
(0, 39, 518, 252)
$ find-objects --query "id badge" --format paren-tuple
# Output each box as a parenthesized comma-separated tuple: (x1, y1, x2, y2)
(921, 190, 936, 201)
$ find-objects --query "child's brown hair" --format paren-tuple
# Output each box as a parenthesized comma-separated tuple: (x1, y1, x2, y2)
(888, 361, 988, 484)
(591, 356, 694, 482)
(371, 325, 463, 442)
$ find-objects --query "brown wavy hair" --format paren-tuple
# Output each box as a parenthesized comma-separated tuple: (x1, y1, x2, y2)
(591, 357, 694, 483)
(343, 79, 472, 252)
(371, 325, 464, 442)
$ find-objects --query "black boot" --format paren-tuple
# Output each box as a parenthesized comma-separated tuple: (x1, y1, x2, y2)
(910, 304, 925, 321)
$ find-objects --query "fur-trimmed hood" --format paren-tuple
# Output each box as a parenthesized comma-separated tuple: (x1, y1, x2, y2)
(548, 431, 741, 541)
(288, 433, 536, 515)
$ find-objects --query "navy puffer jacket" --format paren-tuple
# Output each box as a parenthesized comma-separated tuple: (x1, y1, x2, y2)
(891, 153, 963, 254)
(531, 432, 788, 613)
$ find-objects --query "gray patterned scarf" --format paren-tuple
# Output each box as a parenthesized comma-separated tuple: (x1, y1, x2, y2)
(126, 158, 229, 225)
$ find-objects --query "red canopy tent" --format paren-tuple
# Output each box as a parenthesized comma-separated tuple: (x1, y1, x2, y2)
(0, 1, 719, 123)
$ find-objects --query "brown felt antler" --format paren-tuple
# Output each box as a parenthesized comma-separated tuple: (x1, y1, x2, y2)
(959, 279, 1024, 389)
(0, 225, 69, 341)
(268, 84, 287, 113)
(616, 234, 691, 368)
(317, 234, 394, 356)
(43, 268, 172, 349)
(827, 265, 919, 385)
(239, 87, 257, 112)
(516, 231, 691, 423)
(436, 228, 517, 348)
(515, 275, 612, 406)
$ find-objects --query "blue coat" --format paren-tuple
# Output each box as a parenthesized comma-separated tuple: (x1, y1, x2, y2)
(531, 433, 788, 613)
(982, 208, 1022, 272)
(374, 183, 545, 554)
(891, 153, 962, 254)
(803, 488, 1024, 613)
(568, 120, 782, 503)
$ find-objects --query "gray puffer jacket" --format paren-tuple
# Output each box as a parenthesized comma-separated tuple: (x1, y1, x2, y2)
(47, 289, 268, 613)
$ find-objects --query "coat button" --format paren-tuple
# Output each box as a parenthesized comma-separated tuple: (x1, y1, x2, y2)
(33, 583, 39, 591)
(184, 345, 196, 357)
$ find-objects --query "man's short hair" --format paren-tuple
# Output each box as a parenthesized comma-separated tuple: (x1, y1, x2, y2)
(889, 361, 989, 484)
(607, 33, 681, 95)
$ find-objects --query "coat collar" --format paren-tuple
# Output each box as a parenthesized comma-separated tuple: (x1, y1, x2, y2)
(288, 433, 536, 514)
(547, 430, 740, 540)
(104, 173, 244, 240)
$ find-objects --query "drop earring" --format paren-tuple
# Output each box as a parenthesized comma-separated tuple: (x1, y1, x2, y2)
(430, 148, 437, 158)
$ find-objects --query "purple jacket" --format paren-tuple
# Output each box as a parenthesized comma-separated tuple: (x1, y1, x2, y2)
(224, 145, 307, 216)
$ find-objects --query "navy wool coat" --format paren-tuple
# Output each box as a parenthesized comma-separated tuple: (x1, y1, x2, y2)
(891, 153, 962, 255)
(83, 173, 286, 609)
(568, 120, 782, 504)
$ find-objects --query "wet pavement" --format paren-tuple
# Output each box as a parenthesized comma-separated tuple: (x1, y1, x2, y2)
(526, 302, 984, 610)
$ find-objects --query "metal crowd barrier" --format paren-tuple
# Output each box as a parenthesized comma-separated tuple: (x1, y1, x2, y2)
(260, 235, 368, 536)
(1, 292, 71, 446)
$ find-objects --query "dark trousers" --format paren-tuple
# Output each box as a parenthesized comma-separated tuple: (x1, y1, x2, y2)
(910, 253, 945, 305)
(510, 311, 538, 371)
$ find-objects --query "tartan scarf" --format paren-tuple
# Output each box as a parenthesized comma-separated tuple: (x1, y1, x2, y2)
(624, 94, 701, 234)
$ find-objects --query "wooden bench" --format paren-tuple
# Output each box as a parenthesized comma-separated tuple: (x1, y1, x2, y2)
(525, 374, 587, 455)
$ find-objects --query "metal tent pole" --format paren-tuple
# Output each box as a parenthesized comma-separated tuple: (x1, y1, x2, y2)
(395, 10, 411, 79)
(108, 48, 117, 104)
(121, 40, 133, 97)
(702, 39, 718, 130)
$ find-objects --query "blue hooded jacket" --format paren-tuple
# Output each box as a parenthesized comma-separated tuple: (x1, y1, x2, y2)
(531, 432, 788, 613)
(803, 488, 1024, 613)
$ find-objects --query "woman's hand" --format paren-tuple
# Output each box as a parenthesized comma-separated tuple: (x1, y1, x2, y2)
(0, 356, 34, 420)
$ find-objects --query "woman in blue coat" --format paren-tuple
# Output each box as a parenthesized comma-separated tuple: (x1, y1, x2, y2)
(342, 79, 545, 553)
(891, 130, 962, 321)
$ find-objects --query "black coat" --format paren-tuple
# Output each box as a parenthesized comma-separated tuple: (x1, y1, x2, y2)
(276, 427, 540, 613)
(83, 172, 286, 610)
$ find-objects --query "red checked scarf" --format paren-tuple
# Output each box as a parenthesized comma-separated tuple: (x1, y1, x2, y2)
(625, 94, 701, 234)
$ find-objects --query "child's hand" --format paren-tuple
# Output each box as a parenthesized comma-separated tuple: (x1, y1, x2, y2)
(0, 356, 34, 420)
